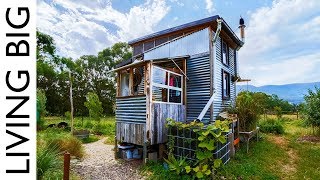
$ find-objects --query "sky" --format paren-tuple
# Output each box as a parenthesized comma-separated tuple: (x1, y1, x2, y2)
(37, 0, 320, 86)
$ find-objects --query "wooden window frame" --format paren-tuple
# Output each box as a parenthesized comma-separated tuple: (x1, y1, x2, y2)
(221, 39, 230, 67)
(222, 70, 231, 100)
(151, 66, 183, 105)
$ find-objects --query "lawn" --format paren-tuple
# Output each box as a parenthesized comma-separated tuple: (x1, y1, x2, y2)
(40, 115, 320, 179)
(41, 116, 116, 144)
(141, 116, 320, 180)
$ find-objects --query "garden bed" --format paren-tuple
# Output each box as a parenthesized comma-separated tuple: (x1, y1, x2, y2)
(168, 126, 232, 164)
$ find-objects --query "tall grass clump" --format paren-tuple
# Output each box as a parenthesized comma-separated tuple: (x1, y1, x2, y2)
(236, 91, 262, 131)
(37, 144, 61, 180)
(41, 128, 84, 158)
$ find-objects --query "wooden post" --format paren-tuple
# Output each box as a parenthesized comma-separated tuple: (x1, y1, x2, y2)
(63, 152, 70, 180)
(129, 68, 133, 95)
(117, 72, 120, 97)
(209, 26, 214, 122)
(69, 72, 74, 135)
(114, 135, 118, 159)
(158, 144, 165, 160)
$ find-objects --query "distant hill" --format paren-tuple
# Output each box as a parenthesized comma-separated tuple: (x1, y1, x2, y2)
(237, 82, 320, 104)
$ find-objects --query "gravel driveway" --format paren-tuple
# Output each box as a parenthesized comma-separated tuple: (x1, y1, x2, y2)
(72, 138, 145, 180)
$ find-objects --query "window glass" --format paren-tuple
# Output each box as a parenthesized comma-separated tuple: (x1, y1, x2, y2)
(222, 41, 229, 65)
(169, 89, 181, 103)
(152, 66, 183, 104)
(153, 67, 168, 85)
(120, 72, 130, 96)
(169, 73, 182, 88)
(152, 86, 167, 102)
(222, 71, 230, 99)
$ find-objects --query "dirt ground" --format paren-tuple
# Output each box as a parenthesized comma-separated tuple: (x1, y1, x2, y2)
(72, 138, 145, 180)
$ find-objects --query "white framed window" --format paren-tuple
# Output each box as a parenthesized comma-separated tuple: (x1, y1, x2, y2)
(152, 66, 183, 104)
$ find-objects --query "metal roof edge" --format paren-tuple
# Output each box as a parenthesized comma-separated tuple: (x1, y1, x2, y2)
(128, 15, 220, 45)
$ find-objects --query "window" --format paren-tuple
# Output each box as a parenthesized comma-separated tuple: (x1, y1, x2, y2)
(152, 66, 183, 104)
(221, 39, 229, 66)
(120, 70, 130, 96)
(222, 70, 230, 99)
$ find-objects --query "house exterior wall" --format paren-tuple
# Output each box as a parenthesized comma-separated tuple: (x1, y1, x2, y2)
(213, 35, 237, 119)
(186, 53, 211, 123)
(115, 96, 146, 145)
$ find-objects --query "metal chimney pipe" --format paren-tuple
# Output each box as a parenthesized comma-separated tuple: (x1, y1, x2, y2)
(239, 17, 246, 43)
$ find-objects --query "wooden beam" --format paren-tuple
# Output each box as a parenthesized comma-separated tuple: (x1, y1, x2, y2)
(182, 58, 187, 107)
(129, 68, 133, 95)
(117, 72, 120, 97)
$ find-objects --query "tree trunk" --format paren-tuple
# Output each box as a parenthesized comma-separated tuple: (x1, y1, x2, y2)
(69, 72, 74, 135)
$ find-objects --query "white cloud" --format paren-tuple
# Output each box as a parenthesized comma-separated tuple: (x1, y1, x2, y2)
(37, 0, 170, 59)
(242, 53, 320, 86)
(205, 0, 215, 14)
(239, 0, 320, 86)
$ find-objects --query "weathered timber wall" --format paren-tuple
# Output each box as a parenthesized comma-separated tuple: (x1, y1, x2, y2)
(116, 122, 145, 145)
(149, 103, 186, 144)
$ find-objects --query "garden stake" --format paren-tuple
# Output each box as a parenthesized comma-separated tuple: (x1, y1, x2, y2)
(63, 152, 71, 180)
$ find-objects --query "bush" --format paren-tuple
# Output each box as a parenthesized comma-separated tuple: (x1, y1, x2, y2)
(65, 111, 71, 120)
(84, 92, 103, 121)
(236, 92, 262, 131)
(259, 118, 285, 134)
(274, 106, 283, 119)
(92, 122, 106, 135)
(83, 120, 94, 129)
(303, 87, 320, 135)
(37, 145, 61, 180)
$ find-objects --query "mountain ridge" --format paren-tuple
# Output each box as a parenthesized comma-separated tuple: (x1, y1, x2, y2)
(237, 82, 320, 104)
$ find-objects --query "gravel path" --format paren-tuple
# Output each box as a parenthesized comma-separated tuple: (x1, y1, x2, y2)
(72, 138, 145, 180)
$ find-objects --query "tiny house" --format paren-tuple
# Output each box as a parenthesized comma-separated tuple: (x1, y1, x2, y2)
(114, 15, 245, 160)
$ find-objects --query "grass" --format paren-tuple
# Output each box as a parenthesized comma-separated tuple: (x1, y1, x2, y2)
(81, 135, 100, 144)
(37, 116, 116, 179)
(42, 116, 115, 136)
(141, 115, 320, 180)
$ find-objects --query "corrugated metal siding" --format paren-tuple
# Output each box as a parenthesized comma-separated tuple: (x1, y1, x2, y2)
(213, 35, 236, 119)
(144, 28, 209, 60)
(186, 53, 211, 123)
(116, 96, 146, 123)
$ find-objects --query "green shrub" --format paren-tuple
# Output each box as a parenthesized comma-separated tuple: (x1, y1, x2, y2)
(92, 122, 106, 135)
(236, 92, 262, 131)
(274, 106, 283, 119)
(65, 111, 71, 120)
(37, 144, 61, 180)
(81, 135, 100, 144)
(83, 120, 94, 129)
(84, 92, 103, 121)
(303, 87, 320, 135)
(259, 118, 285, 134)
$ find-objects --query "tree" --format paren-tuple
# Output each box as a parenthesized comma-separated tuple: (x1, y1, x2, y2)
(37, 89, 47, 129)
(303, 87, 320, 135)
(37, 89, 47, 117)
(84, 92, 103, 121)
